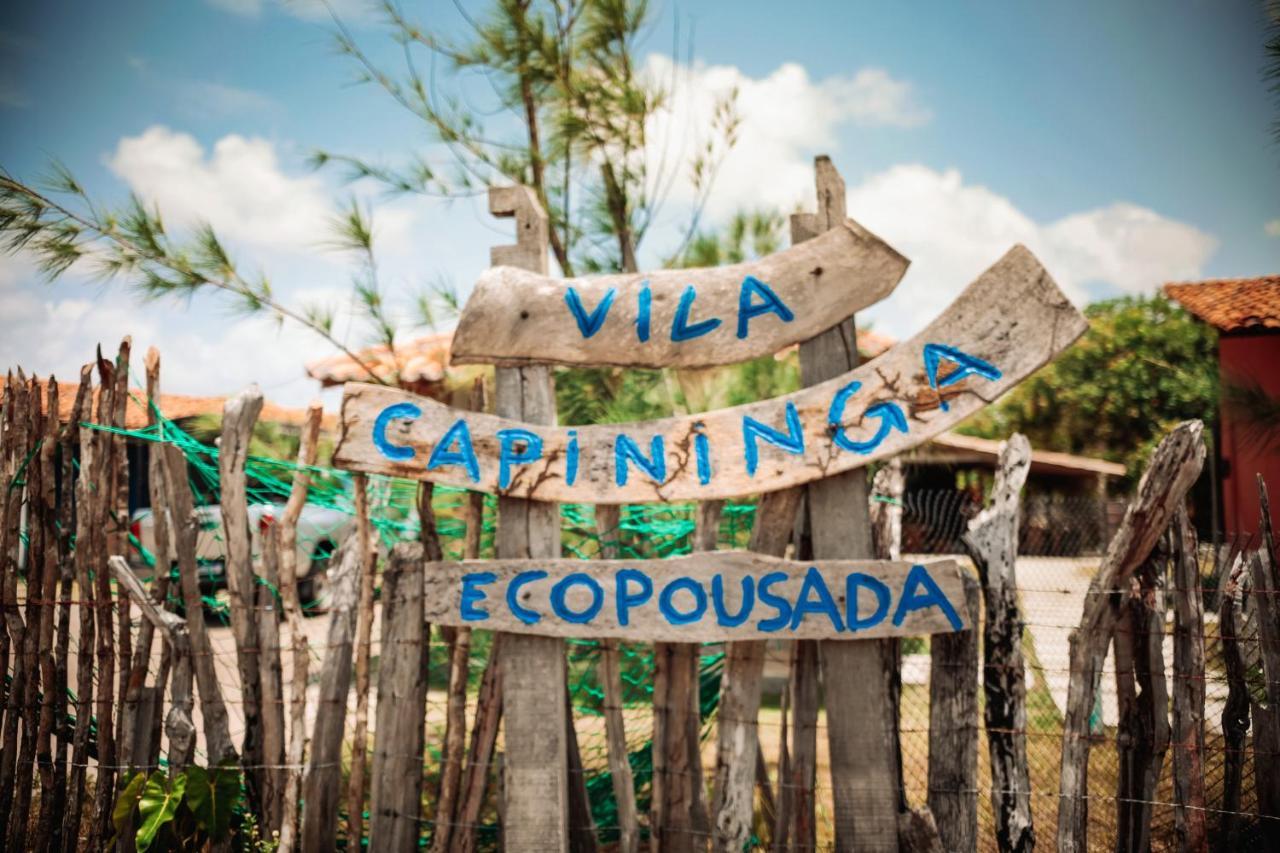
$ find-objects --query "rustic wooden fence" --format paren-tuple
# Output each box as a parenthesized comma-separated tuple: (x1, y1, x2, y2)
(1, 158, 1277, 852)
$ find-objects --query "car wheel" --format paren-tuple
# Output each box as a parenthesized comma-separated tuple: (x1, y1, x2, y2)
(297, 539, 336, 615)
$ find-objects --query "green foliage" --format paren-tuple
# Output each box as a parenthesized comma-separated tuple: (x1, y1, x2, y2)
(110, 765, 244, 852)
(961, 294, 1219, 480)
(678, 209, 785, 267)
(556, 366, 674, 425)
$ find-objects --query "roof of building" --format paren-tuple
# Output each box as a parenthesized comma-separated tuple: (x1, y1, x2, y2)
(1164, 276, 1280, 332)
(919, 431, 1126, 478)
(34, 380, 336, 432)
(306, 332, 453, 388)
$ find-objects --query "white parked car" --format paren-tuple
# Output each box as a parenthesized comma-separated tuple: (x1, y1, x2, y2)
(129, 502, 355, 609)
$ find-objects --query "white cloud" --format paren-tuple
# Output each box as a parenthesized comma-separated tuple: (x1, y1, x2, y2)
(206, 0, 375, 22)
(1266, 219, 1280, 238)
(846, 165, 1218, 338)
(107, 126, 333, 253)
(0, 250, 354, 408)
(643, 56, 930, 221)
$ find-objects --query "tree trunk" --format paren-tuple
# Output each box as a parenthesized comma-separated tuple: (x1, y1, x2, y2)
(962, 434, 1033, 853)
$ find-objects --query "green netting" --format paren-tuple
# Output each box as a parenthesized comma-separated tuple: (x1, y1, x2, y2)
(94, 390, 760, 848)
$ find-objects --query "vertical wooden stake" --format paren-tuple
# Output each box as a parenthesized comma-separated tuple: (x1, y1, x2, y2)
(162, 443, 239, 767)
(962, 434, 1034, 853)
(796, 156, 901, 853)
(433, 379, 489, 853)
(219, 384, 265, 812)
(10, 376, 45, 848)
(258, 519, 287, 834)
(927, 574, 980, 853)
(47, 366, 90, 852)
(90, 341, 127, 849)
(1056, 421, 1204, 853)
(1247, 476, 1280, 838)
(301, 535, 361, 852)
(369, 542, 430, 852)
(63, 367, 95, 853)
(710, 486, 803, 852)
(1217, 551, 1249, 851)
(348, 472, 376, 846)
(593, 503, 640, 853)
(277, 402, 323, 853)
(489, 184, 572, 851)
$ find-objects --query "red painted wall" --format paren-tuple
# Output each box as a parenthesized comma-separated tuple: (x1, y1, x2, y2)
(1219, 330, 1280, 536)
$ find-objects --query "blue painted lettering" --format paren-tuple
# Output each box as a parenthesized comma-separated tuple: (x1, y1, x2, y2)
(550, 572, 604, 624)
(615, 434, 666, 486)
(564, 286, 616, 338)
(789, 566, 845, 631)
(743, 402, 804, 476)
(636, 283, 652, 343)
(736, 275, 794, 339)
(460, 572, 497, 621)
(507, 570, 547, 625)
(711, 575, 755, 627)
(922, 343, 1002, 412)
(695, 430, 712, 485)
(372, 402, 421, 462)
(566, 429, 580, 487)
(616, 569, 653, 626)
(671, 285, 722, 342)
(846, 572, 891, 632)
(827, 381, 908, 454)
(756, 571, 793, 632)
(659, 577, 708, 626)
(892, 564, 963, 630)
(428, 419, 480, 483)
(496, 428, 544, 489)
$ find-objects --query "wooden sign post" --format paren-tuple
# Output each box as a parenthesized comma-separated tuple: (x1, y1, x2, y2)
(332, 165, 1088, 851)
(798, 157, 901, 852)
(486, 186, 573, 850)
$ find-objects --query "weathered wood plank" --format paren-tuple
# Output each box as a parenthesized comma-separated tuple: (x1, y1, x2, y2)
(422, 554, 965, 642)
(1216, 552, 1250, 852)
(962, 434, 1034, 853)
(1056, 421, 1205, 853)
(335, 245, 1087, 504)
(257, 519, 286, 834)
(451, 217, 908, 369)
(368, 543, 429, 853)
(487, 184, 573, 852)
(927, 573, 980, 853)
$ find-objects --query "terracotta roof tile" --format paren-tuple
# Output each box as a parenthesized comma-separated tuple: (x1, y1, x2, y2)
(1164, 276, 1280, 332)
(306, 332, 454, 387)
(27, 380, 335, 432)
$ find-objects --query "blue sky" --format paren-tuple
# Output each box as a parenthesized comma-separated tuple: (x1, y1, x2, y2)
(2, 0, 1278, 407)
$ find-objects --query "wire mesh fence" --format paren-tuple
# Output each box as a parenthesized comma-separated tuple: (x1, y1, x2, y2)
(5, 382, 1277, 850)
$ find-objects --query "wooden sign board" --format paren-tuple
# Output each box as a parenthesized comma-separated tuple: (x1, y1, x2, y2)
(334, 244, 1087, 503)
(450, 218, 908, 369)
(422, 553, 967, 642)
